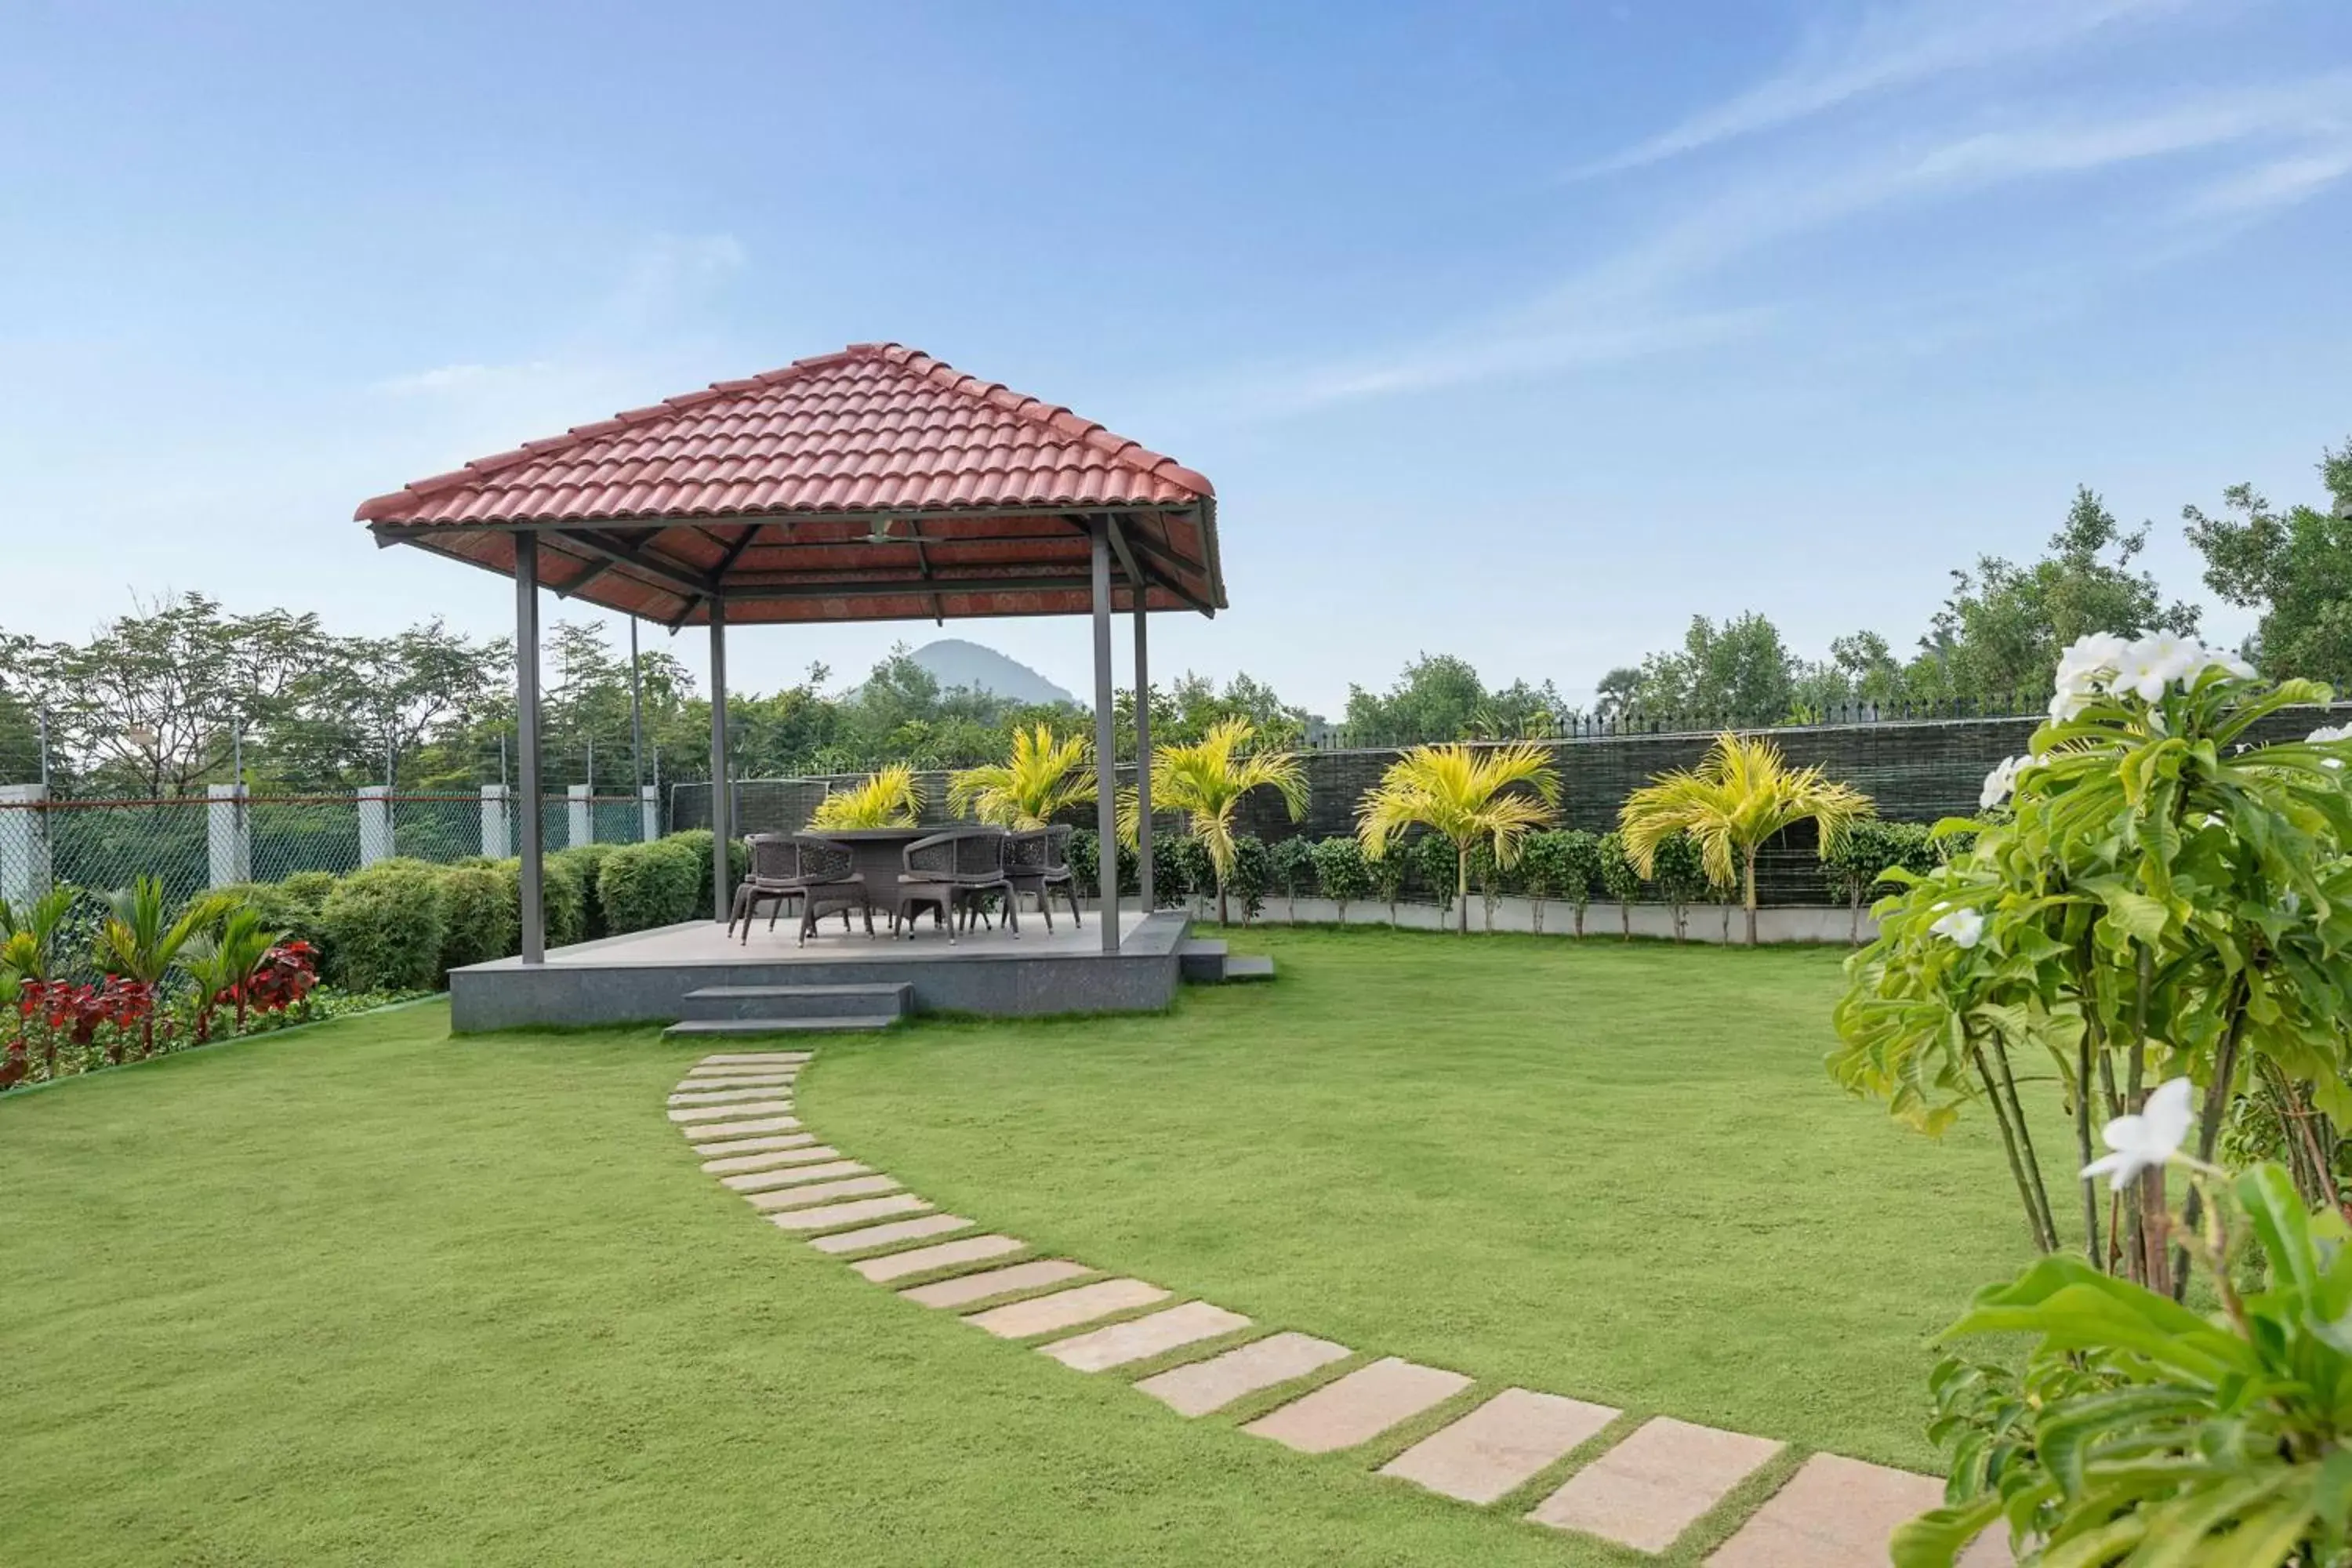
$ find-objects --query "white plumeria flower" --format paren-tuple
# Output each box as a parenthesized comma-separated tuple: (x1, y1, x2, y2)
(2310, 724, 2351, 768)
(2049, 686, 2094, 722)
(1980, 756, 2024, 811)
(2080, 1077, 2195, 1189)
(2112, 636, 2201, 703)
(2212, 652, 2258, 681)
(1929, 906, 1984, 948)
(2057, 633, 2131, 684)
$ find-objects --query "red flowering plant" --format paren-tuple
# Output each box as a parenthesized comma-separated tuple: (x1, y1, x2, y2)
(14, 975, 156, 1072)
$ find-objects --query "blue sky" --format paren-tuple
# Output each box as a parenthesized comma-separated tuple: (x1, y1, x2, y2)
(3, 0, 2347, 714)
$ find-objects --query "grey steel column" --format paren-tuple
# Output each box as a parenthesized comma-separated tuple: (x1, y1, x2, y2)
(514, 535, 545, 965)
(1132, 595, 1152, 913)
(709, 598, 732, 924)
(1092, 524, 1120, 953)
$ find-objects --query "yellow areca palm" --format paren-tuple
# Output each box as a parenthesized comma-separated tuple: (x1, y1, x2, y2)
(1617, 731, 1874, 946)
(810, 764, 924, 829)
(1356, 743, 1560, 934)
(947, 724, 1095, 828)
(1116, 717, 1306, 924)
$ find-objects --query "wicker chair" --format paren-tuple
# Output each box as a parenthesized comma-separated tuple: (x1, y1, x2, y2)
(789, 832, 875, 948)
(1004, 825, 1082, 931)
(898, 827, 1016, 942)
(726, 833, 800, 942)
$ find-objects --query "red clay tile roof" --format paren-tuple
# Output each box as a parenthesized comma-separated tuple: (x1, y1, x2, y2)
(354, 342, 1213, 526)
(356, 343, 1223, 627)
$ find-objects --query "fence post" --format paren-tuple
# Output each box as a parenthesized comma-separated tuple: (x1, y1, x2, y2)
(568, 784, 593, 848)
(0, 784, 52, 906)
(480, 784, 512, 858)
(358, 785, 393, 866)
(639, 784, 660, 844)
(206, 782, 251, 887)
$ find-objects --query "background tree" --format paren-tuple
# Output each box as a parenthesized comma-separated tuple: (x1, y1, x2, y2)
(1120, 670, 1308, 754)
(1922, 488, 2199, 705)
(2183, 436, 2352, 684)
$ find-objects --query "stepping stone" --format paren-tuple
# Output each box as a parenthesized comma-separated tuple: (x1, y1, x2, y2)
(902, 1259, 1093, 1310)
(1380, 1388, 1621, 1506)
(701, 1142, 830, 1174)
(676, 1077, 796, 1093)
(682, 1115, 800, 1142)
(698, 1052, 812, 1065)
(684, 1065, 799, 1080)
(1529, 1417, 1782, 1553)
(1705, 1454, 2013, 1567)
(851, 1234, 1026, 1283)
(1135, 1332, 1353, 1417)
(963, 1277, 1167, 1338)
(690, 1131, 814, 1159)
(808, 1213, 974, 1254)
(768, 1193, 931, 1232)
(1040, 1301, 1251, 1372)
(670, 1100, 793, 1124)
(744, 1174, 899, 1212)
(721, 1159, 869, 1192)
(670, 1087, 793, 1105)
(1243, 1357, 1472, 1454)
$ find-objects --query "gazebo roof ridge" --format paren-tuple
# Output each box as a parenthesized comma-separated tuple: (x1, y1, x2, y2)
(354, 342, 1213, 526)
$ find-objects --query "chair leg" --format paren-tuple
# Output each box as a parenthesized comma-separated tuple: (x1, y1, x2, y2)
(1064, 884, 1083, 928)
(1039, 888, 1054, 933)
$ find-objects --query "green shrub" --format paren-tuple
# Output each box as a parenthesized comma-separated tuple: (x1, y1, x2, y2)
(1410, 833, 1456, 913)
(436, 861, 517, 978)
(1309, 837, 1373, 920)
(321, 860, 446, 993)
(539, 852, 586, 949)
(666, 830, 750, 921)
(1597, 830, 1642, 939)
(219, 871, 336, 966)
(598, 838, 701, 934)
(1367, 840, 1409, 917)
(1517, 829, 1598, 935)
(1269, 836, 1317, 916)
(1648, 830, 1709, 942)
(1224, 837, 1272, 924)
(1152, 835, 1210, 908)
(548, 844, 618, 939)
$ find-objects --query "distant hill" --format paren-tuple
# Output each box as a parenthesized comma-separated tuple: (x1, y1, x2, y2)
(908, 639, 1077, 708)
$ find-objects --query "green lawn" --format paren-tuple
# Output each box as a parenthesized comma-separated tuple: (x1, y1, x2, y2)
(2, 927, 2034, 1566)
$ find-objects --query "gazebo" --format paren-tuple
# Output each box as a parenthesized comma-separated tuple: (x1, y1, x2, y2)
(358, 342, 1222, 966)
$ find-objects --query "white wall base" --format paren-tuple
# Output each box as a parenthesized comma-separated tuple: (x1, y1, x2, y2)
(1230, 895, 1872, 946)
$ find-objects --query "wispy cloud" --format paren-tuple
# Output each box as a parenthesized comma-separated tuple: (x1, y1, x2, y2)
(1247, 73, 2351, 413)
(1577, 0, 2193, 176)
(368, 232, 752, 465)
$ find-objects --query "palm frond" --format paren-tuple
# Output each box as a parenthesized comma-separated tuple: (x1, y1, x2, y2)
(948, 724, 1094, 828)
(811, 764, 925, 829)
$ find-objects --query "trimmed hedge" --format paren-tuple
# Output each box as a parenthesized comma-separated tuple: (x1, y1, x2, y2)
(597, 837, 702, 935)
(437, 861, 518, 978)
(548, 844, 617, 940)
(321, 859, 446, 993)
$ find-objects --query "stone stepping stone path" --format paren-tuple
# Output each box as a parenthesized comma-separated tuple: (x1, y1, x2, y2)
(665, 1052, 2014, 1566)
(900, 1258, 1091, 1309)
(1136, 1331, 1352, 1417)
(767, 1192, 931, 1232)
(851, 1233, 1025, 1283)
(1530, 1417, 1782, 1552)
(1040, 1301, 1250, 1372)
(1381, 1388, 1620, 1506)
(1243, 1356, 1472, 1454)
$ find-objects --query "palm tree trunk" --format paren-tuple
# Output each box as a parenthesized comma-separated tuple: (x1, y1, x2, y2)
(1742, 848, 1760, 946)
(1456, 846, 1468, 935)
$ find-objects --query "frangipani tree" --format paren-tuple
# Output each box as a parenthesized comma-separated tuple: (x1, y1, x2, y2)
(1356, 742, 1559, 935)
(1116, 717, 1305, 925)
(1833, 630, 2352, 1293)
(810, 764, 924, 829)
(1619, 731, 1873, 946)
(947, 724, 1094, 829)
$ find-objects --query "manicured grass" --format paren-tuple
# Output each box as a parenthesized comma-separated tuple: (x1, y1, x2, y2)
(2, 929, 2031, 1566)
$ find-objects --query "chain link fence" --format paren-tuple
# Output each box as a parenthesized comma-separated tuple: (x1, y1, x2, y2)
(0, 789, 658, 908)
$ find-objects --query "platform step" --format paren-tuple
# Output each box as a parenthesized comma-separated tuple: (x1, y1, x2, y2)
(679, 983, 911, 1022)
(1221, 955, 1276, 982)
(1178, 939, 1229, 983)
(662, 1014, 899, 1038)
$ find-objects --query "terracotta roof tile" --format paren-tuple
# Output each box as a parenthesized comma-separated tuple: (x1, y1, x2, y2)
(354, 343, 1213, 527)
